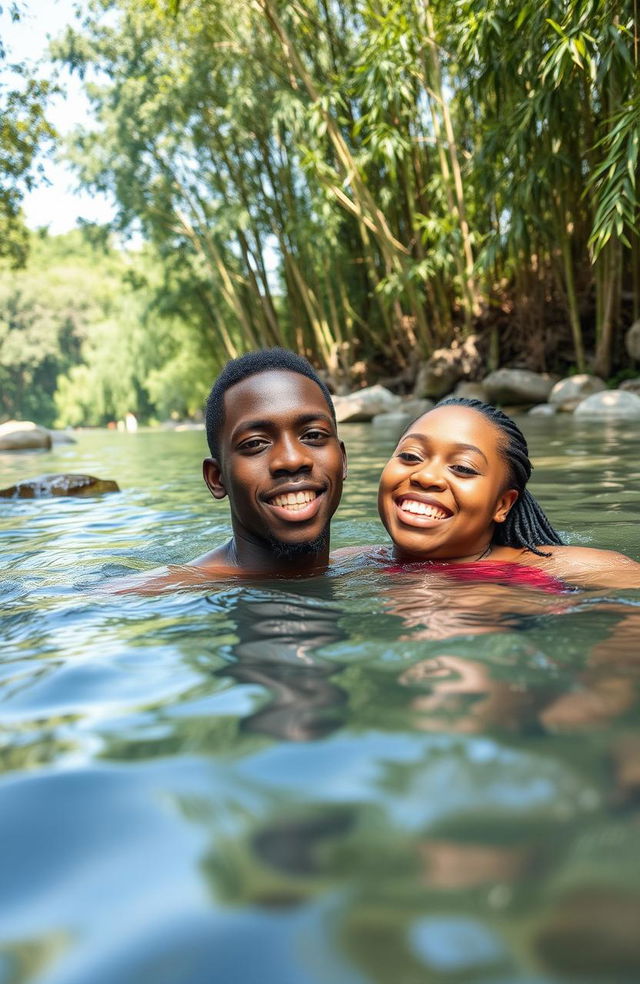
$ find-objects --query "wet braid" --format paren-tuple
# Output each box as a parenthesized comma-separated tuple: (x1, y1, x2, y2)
(437, 397, 564, 556)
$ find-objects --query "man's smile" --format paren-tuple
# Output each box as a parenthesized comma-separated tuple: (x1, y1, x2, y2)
(264, 484, 326, 522)
(271, 489, 318, 510)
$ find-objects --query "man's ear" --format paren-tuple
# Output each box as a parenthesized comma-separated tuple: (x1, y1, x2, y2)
(203, 457, 227, 500)
(340, 440, 348, 481)
(493, 488, 518, 524)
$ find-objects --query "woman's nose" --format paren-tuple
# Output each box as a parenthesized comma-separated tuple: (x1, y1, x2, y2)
(410, 459, 447, 489)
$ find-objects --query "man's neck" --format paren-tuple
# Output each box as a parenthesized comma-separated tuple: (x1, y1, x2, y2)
(228, 532, 330, 576)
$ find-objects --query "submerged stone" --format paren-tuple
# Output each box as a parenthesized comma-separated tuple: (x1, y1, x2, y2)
(0, 474, 120, 498)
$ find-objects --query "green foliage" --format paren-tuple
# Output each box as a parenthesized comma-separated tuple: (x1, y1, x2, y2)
(0, 5, 56, 267)
(0, 227, 216, 426)
(4, 0, 638, 408)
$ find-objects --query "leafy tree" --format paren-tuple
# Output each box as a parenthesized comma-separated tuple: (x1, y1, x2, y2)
(0, 2, 55, 267)
(48, 0, 640, 385)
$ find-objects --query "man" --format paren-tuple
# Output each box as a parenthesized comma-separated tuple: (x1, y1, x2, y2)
(114, 348, 347, 590)
(193, 347, 347, 575)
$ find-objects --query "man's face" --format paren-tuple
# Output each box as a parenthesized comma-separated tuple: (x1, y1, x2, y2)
(204, 370, 346, 560)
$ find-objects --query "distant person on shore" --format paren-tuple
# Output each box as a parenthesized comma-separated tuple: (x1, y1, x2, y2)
(350, 397, 640, 590)
(111, 348, 347, 590)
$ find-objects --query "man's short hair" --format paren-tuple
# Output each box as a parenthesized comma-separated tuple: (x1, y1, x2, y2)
(205, 348, 336, 459)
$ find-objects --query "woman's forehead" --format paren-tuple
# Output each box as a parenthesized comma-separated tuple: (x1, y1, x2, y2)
(402, 405, 502, 447)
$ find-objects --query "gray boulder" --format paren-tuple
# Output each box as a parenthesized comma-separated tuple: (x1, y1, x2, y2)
(528, 404, 557, 417)
(619, 378, 640, 396)
(372, 398, 434, 435)
(574, 390, 640, 419)
(625, 319, 640, 362)
(0, 420, 52, 451)
(451, 380, 489, 402)
(483, 369, 556, 406)
(49, 429, 77, 444)
(332, 385, 401, 423)
(0, 474, 120, 498)
(372, 410, 413, 430)
(399, 398, 434, 418)
(549, 374, 606, 412)
(414, 335, 482, 400)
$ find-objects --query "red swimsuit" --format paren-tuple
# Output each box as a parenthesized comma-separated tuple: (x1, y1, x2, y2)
(385, 560, 572, 594)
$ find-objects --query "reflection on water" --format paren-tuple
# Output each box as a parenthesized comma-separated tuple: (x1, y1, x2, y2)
(1, 422, 640, 983)
(211, 586, 347, 741)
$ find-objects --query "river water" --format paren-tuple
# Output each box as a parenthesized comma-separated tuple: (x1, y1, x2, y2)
(1, 417, 640, 984)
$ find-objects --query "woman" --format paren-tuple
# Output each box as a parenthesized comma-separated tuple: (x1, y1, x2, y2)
(376, 397, 640, 590)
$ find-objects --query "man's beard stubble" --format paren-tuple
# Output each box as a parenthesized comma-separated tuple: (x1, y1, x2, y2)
(265, 525, 330, 563)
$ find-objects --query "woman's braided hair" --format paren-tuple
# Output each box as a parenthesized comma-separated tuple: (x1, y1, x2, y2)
(437, 397, 564, 556)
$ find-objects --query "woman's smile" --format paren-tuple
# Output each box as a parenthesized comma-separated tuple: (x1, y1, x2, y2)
(395, 495, 453, 525)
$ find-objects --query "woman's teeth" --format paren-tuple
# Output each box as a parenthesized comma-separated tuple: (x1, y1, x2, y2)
(399, 499, 448, 519)
(272, 490, 317, 511)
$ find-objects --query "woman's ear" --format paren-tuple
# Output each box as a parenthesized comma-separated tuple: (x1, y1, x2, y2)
(203, 458, 227, 500)
(493, 488, 519, 524)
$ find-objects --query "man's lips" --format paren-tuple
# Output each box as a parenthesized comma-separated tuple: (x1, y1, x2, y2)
(394, 495, 452, 527)
(264, 486, 326, 522)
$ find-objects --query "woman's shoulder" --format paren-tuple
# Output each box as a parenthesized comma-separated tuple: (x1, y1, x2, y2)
(519, 544, 640, 589)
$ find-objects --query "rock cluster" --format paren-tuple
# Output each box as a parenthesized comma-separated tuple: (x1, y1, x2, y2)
(329, 326, 640, 425)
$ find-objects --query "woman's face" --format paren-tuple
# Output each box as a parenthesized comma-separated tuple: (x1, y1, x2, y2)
(377, 405, 518, 561)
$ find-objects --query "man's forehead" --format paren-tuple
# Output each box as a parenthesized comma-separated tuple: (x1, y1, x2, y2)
(222, 369, 331, 430)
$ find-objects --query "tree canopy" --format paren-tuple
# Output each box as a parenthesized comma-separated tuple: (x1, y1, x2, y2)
(3, 0, 640, 425)
(0, 2, 55, 267)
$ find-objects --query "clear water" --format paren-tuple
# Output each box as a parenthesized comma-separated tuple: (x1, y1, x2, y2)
(1, 418, 640, 984)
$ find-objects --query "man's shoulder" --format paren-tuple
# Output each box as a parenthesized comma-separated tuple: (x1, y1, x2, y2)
(101, 544, 237, 594)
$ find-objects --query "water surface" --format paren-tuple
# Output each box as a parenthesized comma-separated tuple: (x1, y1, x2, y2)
(1, 417, 640, 984)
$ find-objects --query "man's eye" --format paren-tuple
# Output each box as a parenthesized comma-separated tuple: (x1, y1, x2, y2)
(239, 438, 268, 451)
(450, 464, 479, 476)
(303, 429, 328, 442)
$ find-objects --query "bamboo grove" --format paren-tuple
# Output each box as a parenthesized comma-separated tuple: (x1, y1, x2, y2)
(54, 0, 640, 388)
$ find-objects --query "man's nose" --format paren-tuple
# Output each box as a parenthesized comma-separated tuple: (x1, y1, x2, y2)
(270, 434, 313, 473)
(409, 458, 447, 489)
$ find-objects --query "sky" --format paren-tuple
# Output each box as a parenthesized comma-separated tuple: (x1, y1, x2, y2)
(2, 0, 115, 232)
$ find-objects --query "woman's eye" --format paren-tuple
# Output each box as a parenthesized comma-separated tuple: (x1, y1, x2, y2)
(397, 451, 422, 463)
(451, 464, 479, 476)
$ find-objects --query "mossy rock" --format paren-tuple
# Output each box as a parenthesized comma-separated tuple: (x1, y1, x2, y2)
(0, 474, 120, 498)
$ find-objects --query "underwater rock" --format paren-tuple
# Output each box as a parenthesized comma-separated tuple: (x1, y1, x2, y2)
(0, 420, 52, 451)
(0, 474, 120, 498)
